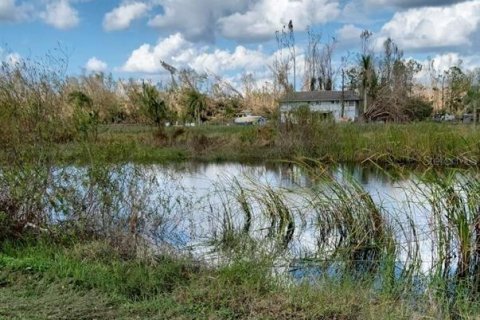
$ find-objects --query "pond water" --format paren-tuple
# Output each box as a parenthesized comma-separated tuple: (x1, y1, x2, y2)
(132, 162, 477, 276)
(28, 161, 479, 281)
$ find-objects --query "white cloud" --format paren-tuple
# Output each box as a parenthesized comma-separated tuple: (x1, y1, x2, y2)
(41, 0, 80, 30)
(0, 0, 18, 21)
(188, 46, 267, 74)
(367, 0, 468, 8)
(427, 53, 480, 73)
(5, 52, 21, 65)
(0, 0, 32, 22)
(121, 33, 270, 75)
(415, 53, 480, 84)
(103, 1, 149, 31)
(377, 0, 480, 50)
(148, 0, 248, 42)
(218, 0, 340, 42)
(122, 33, 189, 73)
(0, 48, 22, 66)
(148, 0, 339, 42)
(85, 57, 108, 73)
(336, 24, 363, 43)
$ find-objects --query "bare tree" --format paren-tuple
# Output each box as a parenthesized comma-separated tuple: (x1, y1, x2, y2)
(273, 20, 296, 93)
(302, 27, 339, 92)
(318, 37, 337, 91)
(303, 27, 321, 91)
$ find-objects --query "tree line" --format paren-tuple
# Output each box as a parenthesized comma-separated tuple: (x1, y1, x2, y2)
(273, 23, 480, 122)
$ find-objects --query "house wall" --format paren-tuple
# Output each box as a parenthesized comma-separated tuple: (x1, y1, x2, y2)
(280, 101, 359, 122)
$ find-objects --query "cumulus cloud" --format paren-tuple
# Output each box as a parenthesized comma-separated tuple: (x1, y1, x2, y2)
(414, 52, 480, 84)
(41, 0, 80, 30)
(148, 0, 339, 42)
(148, 0, 248, 42)
(122, 33, 189, 72)
(377, 0, 480, 50)
(121, 33, 270, 75)
(218, 0, 340, 42)
(367, 0, 469, 8)
(85, 57, 108, 73)
(0, 0, 16, 21)
(336, 24, 363, 43)
(426, 53, 480, 72)
(0, 0, 32, 22)
(103, 1, 149, 31)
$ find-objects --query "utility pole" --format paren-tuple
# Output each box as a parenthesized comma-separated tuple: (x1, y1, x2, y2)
(288, 20, 296, 92)
(341, 69, 345, 118)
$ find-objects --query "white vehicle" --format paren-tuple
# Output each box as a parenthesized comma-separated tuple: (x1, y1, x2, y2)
(441, 114, 456, 122)
(234, 112, 266, 125)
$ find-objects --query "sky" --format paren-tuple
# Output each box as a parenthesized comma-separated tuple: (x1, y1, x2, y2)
(0, 0, 479, 87)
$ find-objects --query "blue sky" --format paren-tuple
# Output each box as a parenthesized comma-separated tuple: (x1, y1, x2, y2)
(1, 0, 479, 86)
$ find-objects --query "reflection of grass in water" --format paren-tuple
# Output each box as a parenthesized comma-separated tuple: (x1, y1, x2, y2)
(201, 162, 480, 317)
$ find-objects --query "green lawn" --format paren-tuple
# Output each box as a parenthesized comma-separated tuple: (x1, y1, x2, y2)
(0, 241, 419, 320)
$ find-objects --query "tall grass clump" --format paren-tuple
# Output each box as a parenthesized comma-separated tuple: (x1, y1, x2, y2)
(0, 52, 78, 155)
(276, 106, 339, 159)
(0, 53, 185, 256)
(0, 52, 74, 242)
(411, 170, 480, 315)
(192, 163, 480, 318)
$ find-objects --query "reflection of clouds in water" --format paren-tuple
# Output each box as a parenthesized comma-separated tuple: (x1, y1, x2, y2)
(211, 166, 459, 272)
(52, 162, 472, 276)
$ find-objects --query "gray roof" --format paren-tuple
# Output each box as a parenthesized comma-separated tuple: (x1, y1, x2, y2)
(281, 90, 360, 103)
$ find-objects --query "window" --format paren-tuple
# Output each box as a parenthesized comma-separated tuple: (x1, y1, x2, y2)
(349, 101, 355, 107)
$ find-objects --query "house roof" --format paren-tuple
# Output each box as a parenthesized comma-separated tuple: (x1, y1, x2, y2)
(280, 90, 360, 103)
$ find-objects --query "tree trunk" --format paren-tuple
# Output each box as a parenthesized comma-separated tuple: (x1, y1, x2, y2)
(363, 89, 368, 121)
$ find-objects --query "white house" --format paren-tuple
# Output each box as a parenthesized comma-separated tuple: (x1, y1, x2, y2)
(279, 90, 361, 122)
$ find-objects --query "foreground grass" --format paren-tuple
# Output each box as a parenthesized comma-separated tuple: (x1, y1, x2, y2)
(6, 122, 478, 166)
(0, 240, 423, 319)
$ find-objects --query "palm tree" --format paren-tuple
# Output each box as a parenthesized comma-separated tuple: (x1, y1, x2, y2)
(141, 83, 167, 126)
(360, 54, 373, 119)
(185, 89, 207, 124)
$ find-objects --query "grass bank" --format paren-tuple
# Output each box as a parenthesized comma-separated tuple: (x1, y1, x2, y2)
(7, 122, 480, 166)
(0, 240, 442, 319)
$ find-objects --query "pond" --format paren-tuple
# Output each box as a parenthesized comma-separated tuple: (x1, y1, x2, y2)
(128, 162, 478, 279)
(8, 161, 480, 284)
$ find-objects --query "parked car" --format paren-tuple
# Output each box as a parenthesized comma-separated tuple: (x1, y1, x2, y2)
(463, 113, 474, 124)
(442, 113, 456, 122)
(433, 113, 456, 122)
(234, 112, 266, 125)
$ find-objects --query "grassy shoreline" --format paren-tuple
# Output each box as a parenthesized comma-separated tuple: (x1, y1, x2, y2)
(4, 122, 479, 167)
(0, 240, 429, 319)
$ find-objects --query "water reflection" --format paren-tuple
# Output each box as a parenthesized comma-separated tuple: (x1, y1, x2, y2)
(24, 161, 480, 283)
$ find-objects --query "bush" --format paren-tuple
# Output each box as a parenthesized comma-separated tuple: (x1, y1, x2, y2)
(403, 97, 433, 121)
